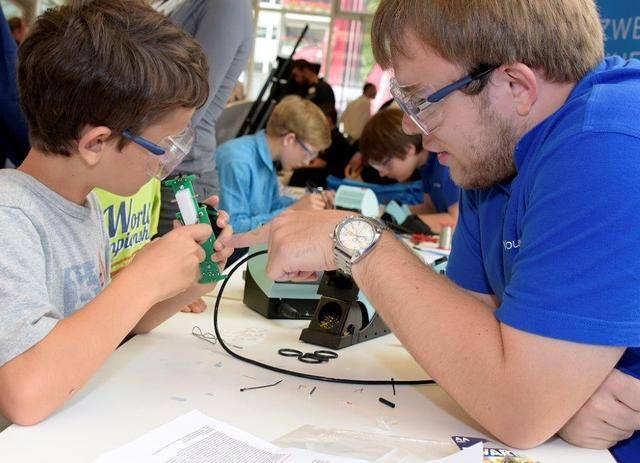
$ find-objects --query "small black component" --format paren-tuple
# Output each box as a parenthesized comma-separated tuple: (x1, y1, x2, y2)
(278, 348, 304, 357)
(379, 397, 396, 408)
(298, 353, 324, 364)
(313, 350, 339, 361)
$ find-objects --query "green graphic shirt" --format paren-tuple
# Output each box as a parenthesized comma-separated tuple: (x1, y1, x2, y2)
(94, 179, 161, 275)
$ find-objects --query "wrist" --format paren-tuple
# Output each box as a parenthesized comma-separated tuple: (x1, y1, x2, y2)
(114, 264, 162, 308)
(351, 230, 394, 282)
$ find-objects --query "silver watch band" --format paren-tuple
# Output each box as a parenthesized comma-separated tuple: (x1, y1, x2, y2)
(332, 216, 386, 277)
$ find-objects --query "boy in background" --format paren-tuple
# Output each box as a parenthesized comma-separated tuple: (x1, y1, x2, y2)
(217, 96, 332, 234)
(0, 0, 233, 427)
(360, 108, 459, 232)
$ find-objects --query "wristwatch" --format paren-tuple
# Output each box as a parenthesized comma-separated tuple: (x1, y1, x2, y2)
(332, 216, 386, 277)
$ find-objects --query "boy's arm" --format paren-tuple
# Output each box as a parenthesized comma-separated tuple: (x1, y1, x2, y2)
(131, 198, 234, 333)
(418, 202, 459, 233)
(410, 193, 437, 215)
(0, 224, 213, 426)
(411, 194, 460, 233)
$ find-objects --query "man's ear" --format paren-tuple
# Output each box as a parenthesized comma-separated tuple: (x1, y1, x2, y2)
(492, 63, 538, 117)
(76, 126, 113, 167)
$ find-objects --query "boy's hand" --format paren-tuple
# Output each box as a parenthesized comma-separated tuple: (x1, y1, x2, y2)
(200, 195, 234, 266)
(128, 224, 212, 304)
(181, 297, 207, 313)
(290, 194, 326, 211)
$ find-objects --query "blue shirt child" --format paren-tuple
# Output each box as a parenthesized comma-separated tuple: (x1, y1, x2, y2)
(419, 154, 460, 213)
(217, 130, 296, 233)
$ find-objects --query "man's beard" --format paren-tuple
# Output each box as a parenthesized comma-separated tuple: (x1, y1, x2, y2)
(449, 99, 520, 190)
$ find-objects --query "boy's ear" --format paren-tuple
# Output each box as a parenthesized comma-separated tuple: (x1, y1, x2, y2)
(405, 144, 417, 157)
(282, 132, 296, 147)
(76, 126, 114, 166)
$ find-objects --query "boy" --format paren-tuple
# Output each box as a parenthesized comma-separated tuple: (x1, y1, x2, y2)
(360, 108, 460, 232)
(0, 0, 233, 427)
(95, 178, 162, 275)
(217, 96, 332, 234)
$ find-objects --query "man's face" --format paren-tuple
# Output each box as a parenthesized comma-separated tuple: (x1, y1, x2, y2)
(392, 31, 520, 189)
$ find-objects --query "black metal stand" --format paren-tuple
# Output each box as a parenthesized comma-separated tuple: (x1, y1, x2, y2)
(300, 271, 390, 350)
(237, 25, 309, 137)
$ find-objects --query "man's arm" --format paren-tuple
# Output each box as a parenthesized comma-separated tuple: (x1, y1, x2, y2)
(251, 210, 623, 449)
(352, 232, 622, 448)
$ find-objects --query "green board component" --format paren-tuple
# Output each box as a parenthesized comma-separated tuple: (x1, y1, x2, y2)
(164, 174, 226, 284)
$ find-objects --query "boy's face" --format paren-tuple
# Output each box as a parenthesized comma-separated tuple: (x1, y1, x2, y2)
(369, 145, 420, 183)
(280, 134, 319, 170)
(97, 108, 195, 196)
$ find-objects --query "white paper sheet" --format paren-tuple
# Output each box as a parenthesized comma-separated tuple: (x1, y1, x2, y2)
(93, 410, 368, 463)
(428, 443, 483, 463)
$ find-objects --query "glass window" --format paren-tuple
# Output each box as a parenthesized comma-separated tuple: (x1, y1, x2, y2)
(338, 0, 380, 14)
(327, 18, 376, 110)
(1, 0, 23, 19)
(259, 0, 332, 14)
(250, 10, 330, 100)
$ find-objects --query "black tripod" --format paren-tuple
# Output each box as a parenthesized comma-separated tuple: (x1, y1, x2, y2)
(237, 24, 309, 137)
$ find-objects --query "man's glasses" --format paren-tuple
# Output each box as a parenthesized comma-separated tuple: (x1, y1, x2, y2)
(391, 64, 498, 136)
(122, 126, 194, 180)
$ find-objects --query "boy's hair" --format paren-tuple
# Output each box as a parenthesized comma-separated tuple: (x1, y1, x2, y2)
(359, 108, 421, 163)
(266, 96, 331, 151)
(363, 83, 376, 94)
(372, 0, 604, 84)
(18, 0, 209, 156)
(8, 17, 25, 33)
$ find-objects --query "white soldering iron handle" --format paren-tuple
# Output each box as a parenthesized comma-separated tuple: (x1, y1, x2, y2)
(175, 188, 199, 225)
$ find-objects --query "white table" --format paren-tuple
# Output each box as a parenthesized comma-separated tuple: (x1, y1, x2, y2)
(0, 266, 615, 462)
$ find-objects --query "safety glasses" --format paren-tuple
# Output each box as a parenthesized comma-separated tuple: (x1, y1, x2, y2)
(390, 64, 498, 136)
(122, 125, 194, 180)
(295, 137, 319, 164)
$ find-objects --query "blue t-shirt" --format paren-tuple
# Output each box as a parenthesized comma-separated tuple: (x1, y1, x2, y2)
(446, 57, 640, 462)
(419, 154, 460, 212)
(216, 131, 296, 233)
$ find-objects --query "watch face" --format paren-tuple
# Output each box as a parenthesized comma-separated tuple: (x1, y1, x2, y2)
(338, 219, 376, 251)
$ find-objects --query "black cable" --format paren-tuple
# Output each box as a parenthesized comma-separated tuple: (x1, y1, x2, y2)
(212, 250, 436, 386)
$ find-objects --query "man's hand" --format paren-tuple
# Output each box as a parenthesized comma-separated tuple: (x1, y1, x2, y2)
(228, 210, 350, 281)
(290, 193, 326, 211)
(559, 369, 640, 448)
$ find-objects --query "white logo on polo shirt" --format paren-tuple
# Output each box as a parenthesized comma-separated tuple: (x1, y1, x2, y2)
(503, 239, 521, 251)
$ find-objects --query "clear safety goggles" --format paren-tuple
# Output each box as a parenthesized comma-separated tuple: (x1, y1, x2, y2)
(122, 125, 194, 180)
(390, 65, 498, 136)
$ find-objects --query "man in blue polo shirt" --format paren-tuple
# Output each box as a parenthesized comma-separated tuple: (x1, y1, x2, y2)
(231, 1, 640, 461)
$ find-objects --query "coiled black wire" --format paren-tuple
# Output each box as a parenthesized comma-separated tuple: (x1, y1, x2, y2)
(212, 250, 436, 386)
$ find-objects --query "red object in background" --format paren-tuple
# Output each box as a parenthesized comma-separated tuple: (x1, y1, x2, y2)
(411, 233, 439, 245)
